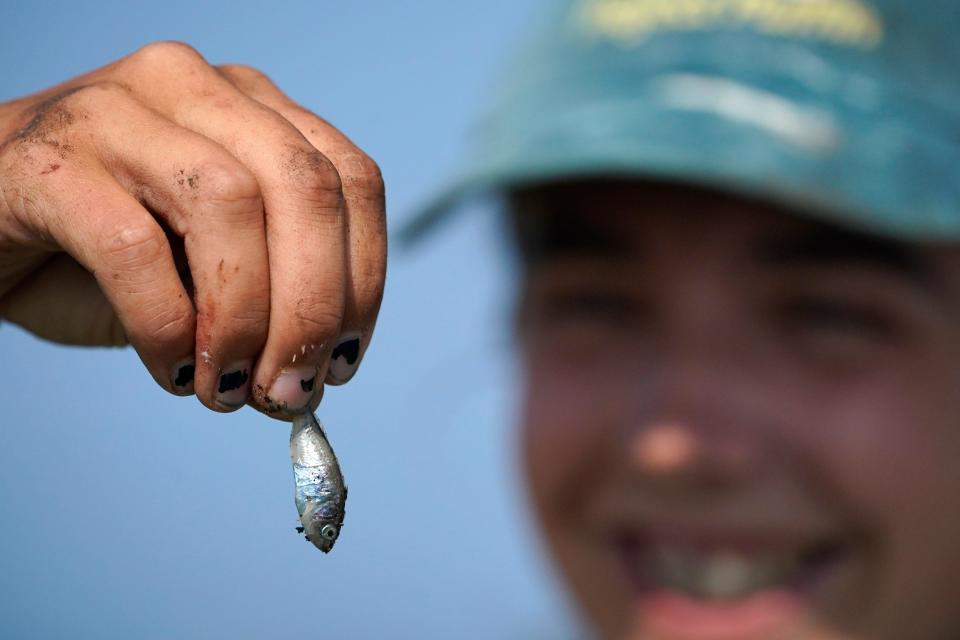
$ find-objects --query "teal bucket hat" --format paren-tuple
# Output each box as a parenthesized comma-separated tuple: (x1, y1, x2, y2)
(401, 0, 960, 243)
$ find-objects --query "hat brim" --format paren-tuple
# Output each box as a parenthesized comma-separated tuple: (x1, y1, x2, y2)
(399, 81, 960, 245)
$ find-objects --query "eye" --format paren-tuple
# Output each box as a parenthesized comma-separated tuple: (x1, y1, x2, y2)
(780, 298, 894, 336)
(320, 525, 339, 540)
(551, 290, 634, 317)
(527, 288, 642, 329)
(773, 295, 905, 363)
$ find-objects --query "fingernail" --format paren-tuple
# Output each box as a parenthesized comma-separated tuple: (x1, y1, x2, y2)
(171, 358, 195, 395)
(215, 361, 251, 409)
(267, 365, 318, 412)
(325, 332, 362, 385)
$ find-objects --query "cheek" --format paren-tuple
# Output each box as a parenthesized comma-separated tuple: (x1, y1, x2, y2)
(520, 351, 632, 513)
(520, 355, 640, 639)
(804, 365, 960, 523)
(783, 353, 960, 629)
(521, 364, 591, 512)
(827, 369, 960, 635)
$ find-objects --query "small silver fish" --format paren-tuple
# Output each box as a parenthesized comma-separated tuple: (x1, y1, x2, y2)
(290, 411, 347, 553)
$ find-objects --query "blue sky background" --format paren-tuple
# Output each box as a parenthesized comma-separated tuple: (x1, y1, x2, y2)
(0, 2, 583, 638)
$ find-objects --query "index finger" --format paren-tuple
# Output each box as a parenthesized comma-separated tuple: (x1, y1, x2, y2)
(217, 64, 387, 387)
(111, 44, 352, 416)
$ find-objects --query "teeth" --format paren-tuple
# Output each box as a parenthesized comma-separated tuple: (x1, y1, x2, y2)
(645, 545, 797, 600)
(699, 551, 760, 599)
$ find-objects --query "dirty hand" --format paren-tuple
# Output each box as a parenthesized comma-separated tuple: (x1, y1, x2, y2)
(0, 42, 386, 417)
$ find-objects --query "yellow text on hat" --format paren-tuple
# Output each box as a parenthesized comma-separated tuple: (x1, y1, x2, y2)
(582, 0, 884, 48)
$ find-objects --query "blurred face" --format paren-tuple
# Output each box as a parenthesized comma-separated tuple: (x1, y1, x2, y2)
(514, 181, 960, 640)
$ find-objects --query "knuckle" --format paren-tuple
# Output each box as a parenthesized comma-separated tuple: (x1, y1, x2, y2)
(338, 152, 384, 195)
(128, 40, 206, 72)
(293, 294, 344, 338)
(73, 80, 130, 99)
(218, 63, 270, 86)
(200, 162, 261, 202)
(66, 81, 132, 110)
(97, 221, 166, 270)
(283, 147, 343, 206)
(224, 309, 270, 347)
(137, 304, 194, 350)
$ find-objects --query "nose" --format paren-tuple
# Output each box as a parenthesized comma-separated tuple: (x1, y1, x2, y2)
(625, 265, 781, 493)
(629, 419, 760, 493)
(631, 422, 698, 474)
(625, 340, 773, 493)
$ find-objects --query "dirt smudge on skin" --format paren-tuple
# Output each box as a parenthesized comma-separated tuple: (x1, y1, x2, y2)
(252, 383, 290, 414)
(194, 294, 217, 390)
(251, 381, 323, 417)
(175, 168, 201, 190)
(39, 163, 60, 175)
(1, 87, 82, 159)
(282, 144, 332, 180)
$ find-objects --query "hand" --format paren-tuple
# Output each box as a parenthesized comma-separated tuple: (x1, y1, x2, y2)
(0, 41, 386, 417)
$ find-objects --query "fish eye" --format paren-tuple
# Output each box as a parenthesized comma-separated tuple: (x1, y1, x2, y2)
(320, 525, 339, 540)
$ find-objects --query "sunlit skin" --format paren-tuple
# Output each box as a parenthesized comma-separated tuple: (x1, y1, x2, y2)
(513, 180, 960, 640)
(0, 42, 386, 417)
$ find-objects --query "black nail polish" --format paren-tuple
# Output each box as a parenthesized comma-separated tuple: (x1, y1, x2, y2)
(218, 369, 249, 393)
(300, 377, 315, 392)
(331, 338, 360, 365)
(174, 364, 195, 388)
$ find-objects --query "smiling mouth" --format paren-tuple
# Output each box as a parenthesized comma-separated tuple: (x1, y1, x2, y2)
(614, 531, 855, 638)
(619, 533, 850, 600)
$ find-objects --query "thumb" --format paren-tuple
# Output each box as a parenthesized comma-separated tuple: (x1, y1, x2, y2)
(0, 253, 127, 346)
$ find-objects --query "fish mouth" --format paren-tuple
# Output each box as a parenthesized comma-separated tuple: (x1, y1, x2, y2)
(309, 538, 335, 553)
(303, 523, 337, 553)
(301, 504, 341, 553)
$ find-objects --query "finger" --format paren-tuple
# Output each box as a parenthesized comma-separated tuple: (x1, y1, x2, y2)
(0, 254, 127, 347)
(25, 160, 197, 395)
(113, 43, 347, 414)
(79, 81, 272, 412)
(217, 63, 387, 386)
